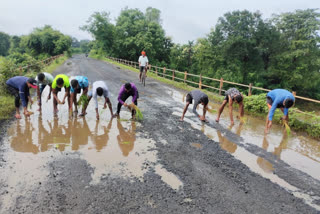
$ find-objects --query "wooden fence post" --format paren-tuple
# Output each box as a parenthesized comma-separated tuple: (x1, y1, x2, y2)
(219, 78, 223, 95)
(199, 74, 202, 89)
(248, 83, 252, 96)
(163, 67, 166, 77)
(184, 71, 187, 83)
(172, 70, 175, 81)
(155, 67, 158, 76)
(19, 66, 22, 75)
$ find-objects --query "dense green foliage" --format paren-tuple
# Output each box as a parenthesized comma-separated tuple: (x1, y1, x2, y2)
(81, 7, 172, 65)
(0, 25, 72, 96)
(82, 8, 320, 100)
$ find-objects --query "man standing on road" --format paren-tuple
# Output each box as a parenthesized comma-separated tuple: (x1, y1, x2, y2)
(265, 89, 295, 133)
(114, 82, 139, 119)
(138, 51, 148, 82)
(80, 80, 113, 120)
(35, 72, 54, 111)
(69, 76, 89, 114)
(52, 74, 71, 115)
(215, 88, 244, 125)
(6, 76, 38, 119)
(180, 90, 209, 122)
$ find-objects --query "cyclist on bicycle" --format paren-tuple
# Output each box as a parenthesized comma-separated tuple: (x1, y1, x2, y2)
(138, 51, 148, 82)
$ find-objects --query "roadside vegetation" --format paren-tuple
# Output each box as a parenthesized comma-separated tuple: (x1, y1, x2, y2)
(0, 25, 71, 119)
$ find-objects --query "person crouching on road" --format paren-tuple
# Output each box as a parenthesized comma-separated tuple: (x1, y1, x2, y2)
(51, 74, 71, 115)
(80, 80, 114, 120)
(69, 76, 89, 114)
(265, 89, 295, 133)
(6, 76, 38, 119)
(138, 51, 148, 82)
(35, 72, 53, 111)
(215, 88, 244, 125)
(180, 90, 209, 122)
(115, 82, 139, 119)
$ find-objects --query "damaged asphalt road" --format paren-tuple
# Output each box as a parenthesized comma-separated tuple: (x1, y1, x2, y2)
(0, 55, 319, 213)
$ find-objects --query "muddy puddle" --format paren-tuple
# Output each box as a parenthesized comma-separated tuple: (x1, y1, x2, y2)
(1, 88, 182, 211)
(165, 87, 320, 210)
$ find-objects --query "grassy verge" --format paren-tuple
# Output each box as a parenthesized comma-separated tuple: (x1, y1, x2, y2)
(103, 56, 320, 139)
(0, 56, 68, 120)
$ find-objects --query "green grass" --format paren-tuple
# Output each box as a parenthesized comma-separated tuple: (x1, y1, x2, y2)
(0, 95, 15, 120)
(42, 56, 68, 74)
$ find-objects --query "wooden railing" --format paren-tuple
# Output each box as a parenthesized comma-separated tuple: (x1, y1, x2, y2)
(107, 56, 320, 107)
(15, 54, 64, 75)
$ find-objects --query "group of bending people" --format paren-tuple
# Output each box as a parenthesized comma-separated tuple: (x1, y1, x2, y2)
(6, 73, 139, 120)
(6, 72, 295, 133)
(180, 88, 295, 133)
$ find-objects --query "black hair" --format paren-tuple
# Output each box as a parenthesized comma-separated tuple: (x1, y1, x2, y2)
(125, 82, 132, 90)
(56, 78, 64, 86)
(96, 87, 103, 96)
(284, 98, 294, 108)
(235, 95, 243, 103)
(200, 96, 209, 106)
(71, 79, 78, 89)
(38, 73, 45, 82)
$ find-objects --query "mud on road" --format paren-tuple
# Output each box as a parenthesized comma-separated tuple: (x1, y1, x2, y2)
(0, 55, 319, 213)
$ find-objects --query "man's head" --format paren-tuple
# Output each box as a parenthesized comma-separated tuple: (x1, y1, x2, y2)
(200, 96, 209, 106)
(71, 79, 79, 89)
(284, 98, 294, 108)
(37, 73, 45, 82)
(125, 82, 132, 92)
(56, 78, 64, 88)
(96, 87, 103, 96)
(27, 78, 37, 89)
(141, 51, 146, 56)
(234, 95, 243, 103)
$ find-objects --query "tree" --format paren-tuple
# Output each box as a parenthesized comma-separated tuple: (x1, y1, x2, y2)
(0, 32, 11, 56)
(80, 12, 115, 54)
(145, 7, 162, 24)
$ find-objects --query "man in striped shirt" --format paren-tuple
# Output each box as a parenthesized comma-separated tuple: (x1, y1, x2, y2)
(216, 88, 244, 125)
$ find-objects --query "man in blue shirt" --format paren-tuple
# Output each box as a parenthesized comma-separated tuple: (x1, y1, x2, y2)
(6, 76, 38, 119)
(265, 89, 295, 133)
(69, 76, 89, 113)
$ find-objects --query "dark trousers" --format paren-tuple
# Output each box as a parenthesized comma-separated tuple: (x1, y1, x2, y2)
(117, 91, 139, 116)
(6, 85, 21, 108)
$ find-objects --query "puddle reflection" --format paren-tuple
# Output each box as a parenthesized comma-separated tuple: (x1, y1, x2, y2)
(117, 119, 136, 157)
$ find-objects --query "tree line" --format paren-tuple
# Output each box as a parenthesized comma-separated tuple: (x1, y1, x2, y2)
(0, 25, 72, 90)
(81, 8, 320, 100)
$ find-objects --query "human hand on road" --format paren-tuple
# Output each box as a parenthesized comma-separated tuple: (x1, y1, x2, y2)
(103, 104, 107, 109)
(123, 103, 128, 107)
(199, 115, 208, 122)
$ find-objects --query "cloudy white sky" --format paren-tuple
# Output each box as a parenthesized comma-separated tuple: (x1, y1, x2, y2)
(0, 0, 318, 44)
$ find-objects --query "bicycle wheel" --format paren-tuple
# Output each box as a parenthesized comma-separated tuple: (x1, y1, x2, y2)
(142, 72, 146, 87)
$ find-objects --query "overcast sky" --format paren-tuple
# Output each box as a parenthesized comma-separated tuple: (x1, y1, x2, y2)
(0, 0, 318, 44)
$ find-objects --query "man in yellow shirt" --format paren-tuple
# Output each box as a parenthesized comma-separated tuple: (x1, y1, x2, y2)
(51, 74, 71, 115)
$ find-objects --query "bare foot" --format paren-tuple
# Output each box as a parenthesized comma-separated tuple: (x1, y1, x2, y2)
(215, 118, 219, 123)
(15, 114, 21, 119)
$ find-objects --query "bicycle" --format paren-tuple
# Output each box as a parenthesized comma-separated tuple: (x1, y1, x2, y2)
(141, 66, 147, 87)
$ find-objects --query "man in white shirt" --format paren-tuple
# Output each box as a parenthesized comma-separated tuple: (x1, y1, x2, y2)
(138, 51, 149, 82)
(80, 81, 113, 120)
(35, 72, 54, 111)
